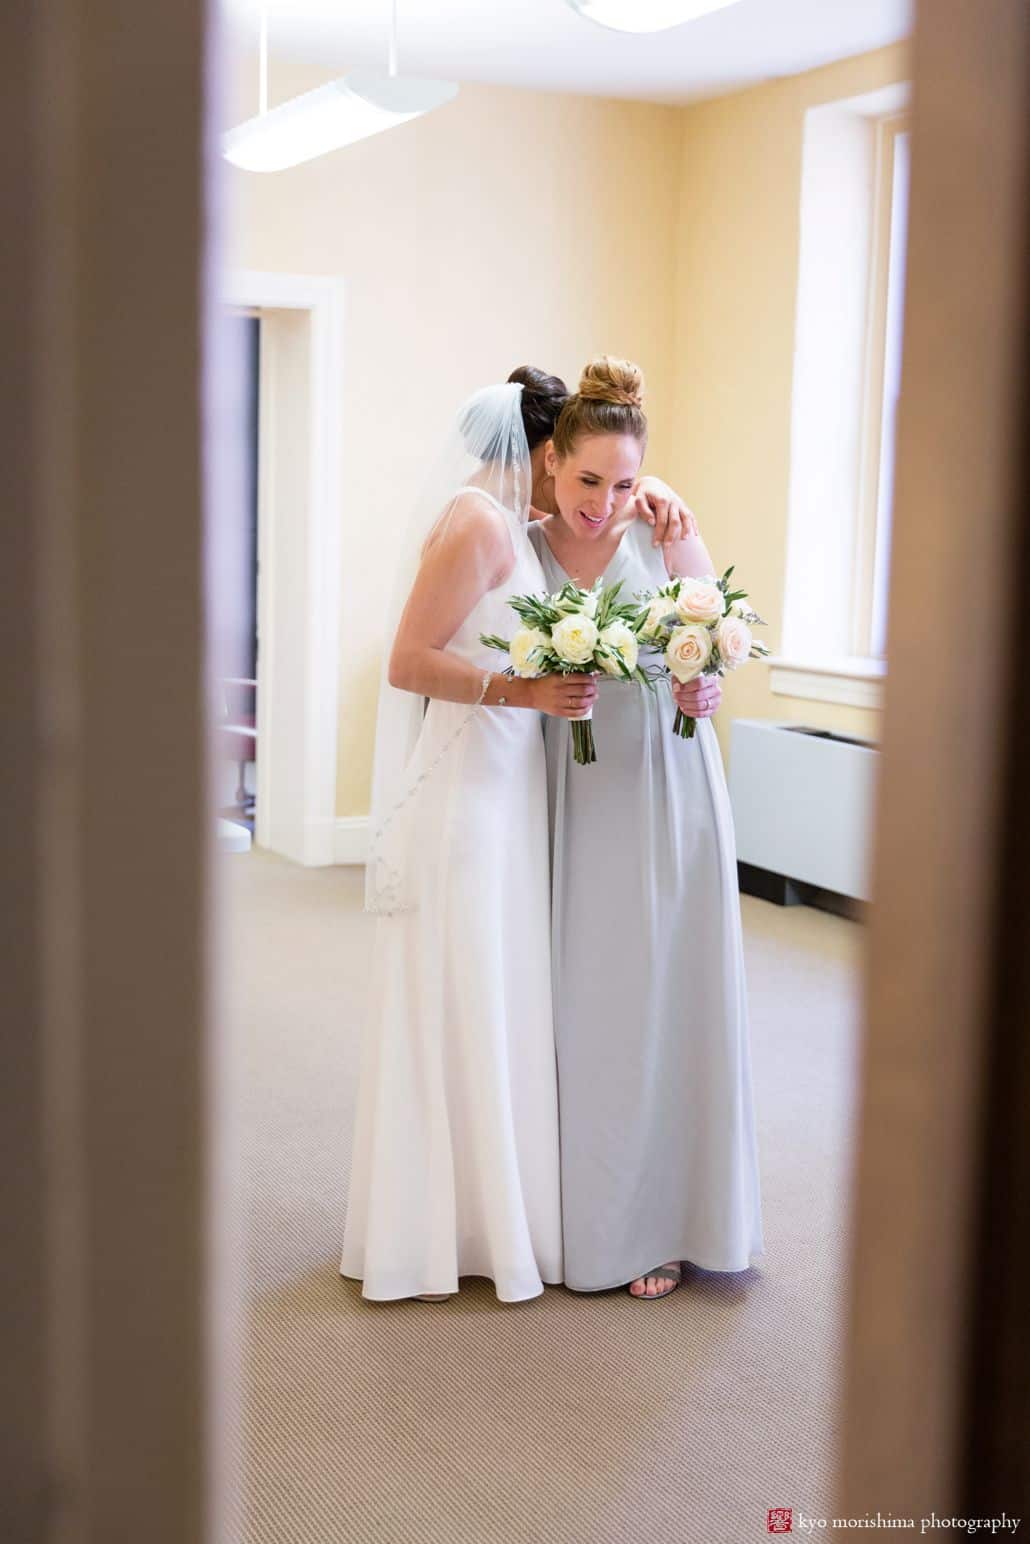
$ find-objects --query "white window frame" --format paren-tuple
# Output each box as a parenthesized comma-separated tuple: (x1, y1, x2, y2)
(774, 86, 910, 709)
(852, 112, 910, 662)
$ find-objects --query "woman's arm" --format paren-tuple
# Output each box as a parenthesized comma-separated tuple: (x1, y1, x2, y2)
(388, 495, 520, 705)
(628, 475, 699, 547)
(388, 496, 597, 718)
(662, 530, 719, 582)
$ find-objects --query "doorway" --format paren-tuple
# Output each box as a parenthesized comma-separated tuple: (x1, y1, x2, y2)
(219, 311, 259, 838)
(220, 272, 345, 865)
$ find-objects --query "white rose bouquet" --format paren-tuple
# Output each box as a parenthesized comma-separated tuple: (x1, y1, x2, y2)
(481, 579, 647, 765)
(635, 566, 771, 739)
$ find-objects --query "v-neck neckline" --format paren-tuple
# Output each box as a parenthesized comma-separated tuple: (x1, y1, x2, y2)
(538, 521, 632, 590)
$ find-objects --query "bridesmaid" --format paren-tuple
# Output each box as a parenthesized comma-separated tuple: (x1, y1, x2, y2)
(528, 355, 765, 1300)
(507, 363, 698, 544)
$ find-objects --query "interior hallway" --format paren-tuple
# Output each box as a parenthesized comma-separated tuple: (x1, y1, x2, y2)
(223, 847, 863, 1544)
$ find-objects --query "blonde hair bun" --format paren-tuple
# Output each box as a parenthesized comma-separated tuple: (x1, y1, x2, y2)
(577, 355, 645, 410)
(551, 353, 648, 458)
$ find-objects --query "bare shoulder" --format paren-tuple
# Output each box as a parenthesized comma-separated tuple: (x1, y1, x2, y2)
(422, 490, 515, 580)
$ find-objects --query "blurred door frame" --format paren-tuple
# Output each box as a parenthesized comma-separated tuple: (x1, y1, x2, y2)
(839, 0, 1030, 1518)
(4, 0, 216, 1538)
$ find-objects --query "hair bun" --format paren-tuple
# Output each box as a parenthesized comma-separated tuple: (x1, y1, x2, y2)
(508, 365, 568, 403)
(577, 355, 645, 410)
(508, 364, 569, 451)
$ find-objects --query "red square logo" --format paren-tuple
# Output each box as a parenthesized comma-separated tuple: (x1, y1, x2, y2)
(767, 1509, 793, 1534)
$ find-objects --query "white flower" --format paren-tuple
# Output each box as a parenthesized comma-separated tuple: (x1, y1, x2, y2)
(509, 626, 549, 678)
(640, 595, 675, 641)
(665, 623, 712, 683)
(580, 589, 599, 619)
(675, 577, 725, 626)
(715, 615, 752, 669)
(598, 621, 639, 676)
(551, 613, 599, 666)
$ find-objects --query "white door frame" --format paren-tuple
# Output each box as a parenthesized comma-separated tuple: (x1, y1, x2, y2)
(222, 270, 344, 865)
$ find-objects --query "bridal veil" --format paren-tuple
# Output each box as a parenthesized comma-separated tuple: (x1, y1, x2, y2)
(364, 380, 533, 914)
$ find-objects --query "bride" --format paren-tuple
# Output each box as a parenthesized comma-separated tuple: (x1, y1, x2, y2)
(339, 380, 596, 1302)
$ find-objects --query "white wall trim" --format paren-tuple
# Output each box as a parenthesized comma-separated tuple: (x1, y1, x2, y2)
(334, 816, 369, 865)
(833, 81, 912, 119)
(770, 654, 886, 709)
(223, 270, 344, 866)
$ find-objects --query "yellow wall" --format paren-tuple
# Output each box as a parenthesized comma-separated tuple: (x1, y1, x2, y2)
(225, 40, 911, 816)
(669, 42, 910, 760)
(225, 59, 681, 815)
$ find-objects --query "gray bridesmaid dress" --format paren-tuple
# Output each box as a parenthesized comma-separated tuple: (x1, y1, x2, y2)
(530, 519, 765, 1291)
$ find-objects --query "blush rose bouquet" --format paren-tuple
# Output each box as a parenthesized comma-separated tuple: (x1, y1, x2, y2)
(481, 578, 648, 765)
(635, 567, 770, 739)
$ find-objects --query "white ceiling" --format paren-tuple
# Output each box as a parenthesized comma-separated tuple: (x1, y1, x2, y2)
(221, 0, 912, 106)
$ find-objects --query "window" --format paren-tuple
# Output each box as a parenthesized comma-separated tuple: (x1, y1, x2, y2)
(776, 85, 910, 708)
(861, 118, 910, 660)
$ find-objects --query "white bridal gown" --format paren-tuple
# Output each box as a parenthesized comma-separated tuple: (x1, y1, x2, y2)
(341, 492, 562, 1301)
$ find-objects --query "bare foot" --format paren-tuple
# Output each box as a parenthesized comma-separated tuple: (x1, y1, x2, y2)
(628, 1262, 681, 1298)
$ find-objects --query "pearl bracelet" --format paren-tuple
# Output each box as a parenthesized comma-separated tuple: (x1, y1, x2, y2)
(477, 670, 508, 708)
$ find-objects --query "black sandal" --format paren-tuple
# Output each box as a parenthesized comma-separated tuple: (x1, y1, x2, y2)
(627, 1261, 682, 1300)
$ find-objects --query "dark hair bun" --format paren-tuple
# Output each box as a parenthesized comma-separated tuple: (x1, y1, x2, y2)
(508, 364, 569, 450)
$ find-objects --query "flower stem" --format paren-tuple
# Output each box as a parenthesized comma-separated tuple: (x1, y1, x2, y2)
(571, 719, 597, 765)
(673, 708, 697, 739)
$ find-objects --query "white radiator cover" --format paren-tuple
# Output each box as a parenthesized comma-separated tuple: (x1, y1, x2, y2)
(728, 717, 879, 902)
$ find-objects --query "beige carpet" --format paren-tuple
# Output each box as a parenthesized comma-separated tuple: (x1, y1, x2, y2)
(223, 847, 863, 1544)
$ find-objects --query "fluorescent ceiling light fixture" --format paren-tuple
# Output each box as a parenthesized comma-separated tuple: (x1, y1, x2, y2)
(224, 73, 458, 172)
(223, 1, 458, 172)
(566, 0, 743, 33)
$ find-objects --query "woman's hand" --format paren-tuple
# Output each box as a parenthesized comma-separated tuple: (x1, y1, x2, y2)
(529, 673, 599, 720)
(672, 675, 722, 719)
(627, 477, 700, 547)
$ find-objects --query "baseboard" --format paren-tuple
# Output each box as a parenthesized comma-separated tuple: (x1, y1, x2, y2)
(738, 861, 868, 922)
(334, 815, 369, 865)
